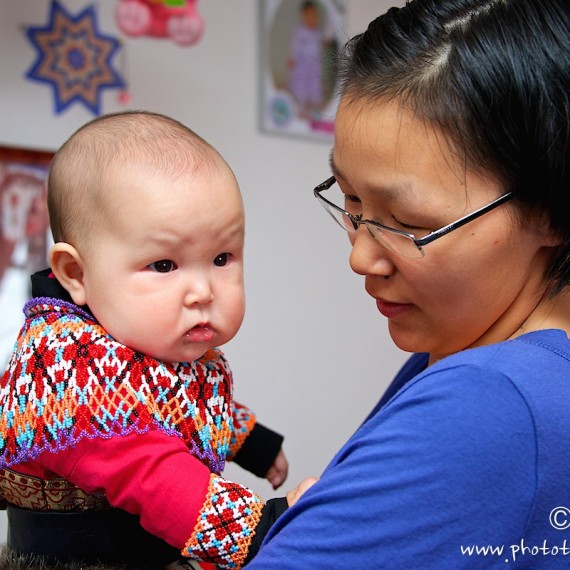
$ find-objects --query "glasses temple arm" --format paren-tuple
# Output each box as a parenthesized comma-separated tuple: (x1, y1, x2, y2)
(415, 193, 514, 246)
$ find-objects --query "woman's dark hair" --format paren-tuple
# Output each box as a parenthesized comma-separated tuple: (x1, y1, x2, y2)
(339, 0, 570, 291)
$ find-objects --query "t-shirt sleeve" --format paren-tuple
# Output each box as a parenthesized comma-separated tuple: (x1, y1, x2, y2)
(245, 364, 538, 569)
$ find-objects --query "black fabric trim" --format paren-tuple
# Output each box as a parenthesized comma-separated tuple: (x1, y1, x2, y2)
(232, 423, 284, 478)
(6, 505, 179, 570)
(31, 269, 73, 303)
(243, 497, 288, 566)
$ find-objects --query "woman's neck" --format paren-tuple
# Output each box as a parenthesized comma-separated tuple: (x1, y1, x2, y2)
(509, 287, 570, 340)
(428, 286, 570, 366)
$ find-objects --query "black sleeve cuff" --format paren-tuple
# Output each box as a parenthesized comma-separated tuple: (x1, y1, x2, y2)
(243, 497, 288, 565)
(232, 423, 284, 477)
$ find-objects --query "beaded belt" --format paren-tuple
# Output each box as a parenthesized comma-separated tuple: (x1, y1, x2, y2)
(0, 467, 109, 511)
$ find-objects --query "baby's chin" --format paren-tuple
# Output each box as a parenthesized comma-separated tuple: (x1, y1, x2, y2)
(122, 328, 237, 363)
(154, 341, 220, 364)
(116, 338, 211, 364)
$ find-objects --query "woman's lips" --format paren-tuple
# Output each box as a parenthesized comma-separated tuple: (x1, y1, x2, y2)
(185, 324, 215, 342)
(376, 299, 413, 319)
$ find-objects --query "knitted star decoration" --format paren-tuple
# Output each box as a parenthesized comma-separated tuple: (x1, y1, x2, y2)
(26, 1, 125, 115)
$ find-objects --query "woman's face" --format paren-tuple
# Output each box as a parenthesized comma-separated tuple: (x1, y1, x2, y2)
(332, 98, 557, 362)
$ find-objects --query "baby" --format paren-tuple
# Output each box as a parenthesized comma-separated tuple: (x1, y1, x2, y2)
(0, 111, 288, 570)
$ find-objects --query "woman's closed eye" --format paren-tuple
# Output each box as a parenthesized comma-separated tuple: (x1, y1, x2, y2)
(342, 190, 432, 233)
(344, 194, 361, 204)
(391, 216, 431, 232)
(148, 259, 178, 273)
(343, 194, 363, 215)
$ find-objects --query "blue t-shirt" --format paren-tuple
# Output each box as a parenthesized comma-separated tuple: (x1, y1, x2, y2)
(246, 330, 570, 569)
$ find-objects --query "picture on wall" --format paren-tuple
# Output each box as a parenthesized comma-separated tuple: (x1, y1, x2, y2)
(259, 0, 346, 141)
(0, 146, 53, 368)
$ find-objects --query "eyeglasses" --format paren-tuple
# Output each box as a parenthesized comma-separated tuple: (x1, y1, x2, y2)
(314, 176, 514, 259)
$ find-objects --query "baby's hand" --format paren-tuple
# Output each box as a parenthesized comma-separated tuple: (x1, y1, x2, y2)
(265, 449, 289, 489)
(286, 477, 319, 507)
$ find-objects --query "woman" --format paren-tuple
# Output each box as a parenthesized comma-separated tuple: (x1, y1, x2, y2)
(247, 0, 570, 568)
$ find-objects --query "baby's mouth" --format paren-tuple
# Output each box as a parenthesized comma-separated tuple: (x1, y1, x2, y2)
(185, 324, 215, 342)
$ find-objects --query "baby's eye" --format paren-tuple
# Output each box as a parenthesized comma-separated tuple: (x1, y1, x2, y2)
(213, 253, 230, 267)
(148, 259, 178, 273)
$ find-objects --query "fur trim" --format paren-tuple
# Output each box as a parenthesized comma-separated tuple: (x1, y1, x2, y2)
(0, 546, 126, 570)
(0, 548, 202, 570)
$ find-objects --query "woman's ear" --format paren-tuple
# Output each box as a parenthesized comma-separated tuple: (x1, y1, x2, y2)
(49, 242, 87, 306)
(545, 230, 566, 248)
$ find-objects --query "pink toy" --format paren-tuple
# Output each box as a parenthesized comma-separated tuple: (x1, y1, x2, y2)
(116, 0, 204, 46)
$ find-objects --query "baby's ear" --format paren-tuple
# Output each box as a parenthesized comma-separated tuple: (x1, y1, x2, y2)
(49, 242, 87, 306)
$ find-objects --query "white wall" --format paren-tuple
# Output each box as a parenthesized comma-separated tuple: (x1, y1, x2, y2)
(0, 0, 406, 542)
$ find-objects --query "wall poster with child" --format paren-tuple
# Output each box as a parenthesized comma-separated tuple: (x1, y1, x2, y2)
(259, 0, 346, 141)
(0, 146, 52, 369)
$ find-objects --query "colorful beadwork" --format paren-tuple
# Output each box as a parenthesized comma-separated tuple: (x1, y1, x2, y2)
(227, 403, 256, 461)
(0, 298, 253, 474)
(184, 473, 263, 569)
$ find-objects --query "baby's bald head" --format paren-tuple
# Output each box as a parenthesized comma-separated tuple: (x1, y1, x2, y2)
(48, 111, 230, 252)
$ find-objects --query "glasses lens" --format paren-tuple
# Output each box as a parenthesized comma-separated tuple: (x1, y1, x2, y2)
(315, 179, 424, 258)
(366, 225, 424, 259)
(316, 181, 359, 232)
(318, 200, 357, 232)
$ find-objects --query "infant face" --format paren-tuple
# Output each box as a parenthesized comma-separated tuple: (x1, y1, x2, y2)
(80, 162, 245, 363)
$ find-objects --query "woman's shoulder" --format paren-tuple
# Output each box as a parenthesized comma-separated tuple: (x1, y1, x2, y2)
(377, 329, 570, 444)
(423, 328, 570, 396)
(404, 329, 569, 385)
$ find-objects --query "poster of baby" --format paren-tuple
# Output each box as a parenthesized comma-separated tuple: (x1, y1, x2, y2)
(259, 0, 346, 141)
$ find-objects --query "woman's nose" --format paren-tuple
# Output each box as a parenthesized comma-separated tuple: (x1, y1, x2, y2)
(349, 225, 395, 278)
